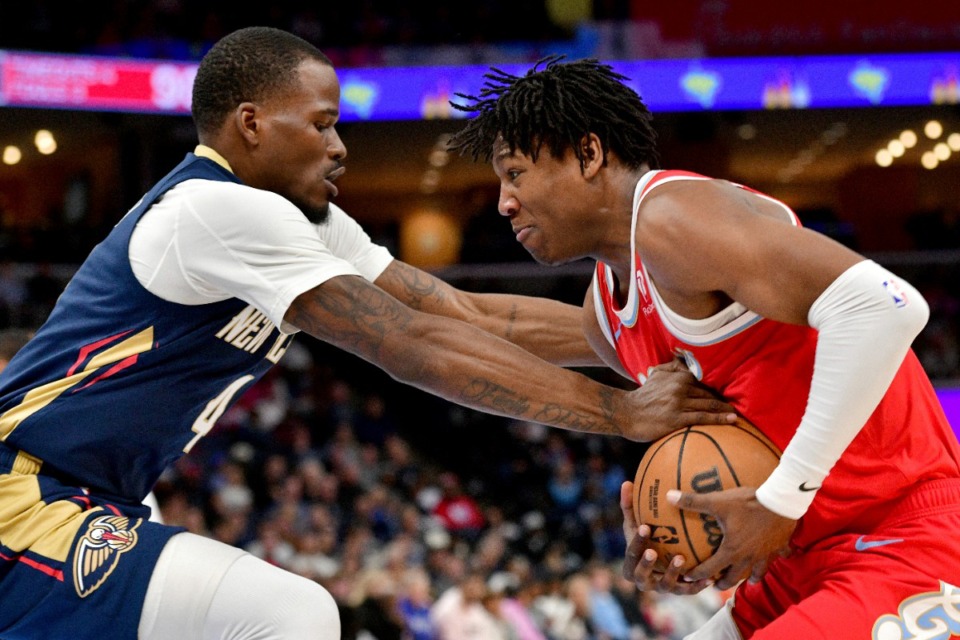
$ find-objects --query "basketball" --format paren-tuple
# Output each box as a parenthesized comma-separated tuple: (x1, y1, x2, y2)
(632, 418, 781, 573)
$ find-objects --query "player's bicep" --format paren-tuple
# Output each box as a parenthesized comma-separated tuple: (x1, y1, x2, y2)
(720, 222, 864, 325)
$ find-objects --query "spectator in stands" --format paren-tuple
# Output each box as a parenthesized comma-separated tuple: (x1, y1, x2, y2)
(432, 472, 487, 542)
(487, 572, 547, 640)
(431, 570, 505, 640)
(340, 567, 405, 640)
(397, 566, 439, 640)
(585, 562, 632, 640)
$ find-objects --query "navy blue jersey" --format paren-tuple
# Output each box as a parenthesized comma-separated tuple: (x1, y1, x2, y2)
(0, 154, 293, 504)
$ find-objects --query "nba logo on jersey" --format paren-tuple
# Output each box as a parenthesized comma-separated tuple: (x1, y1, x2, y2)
(883, 278, 908, 308)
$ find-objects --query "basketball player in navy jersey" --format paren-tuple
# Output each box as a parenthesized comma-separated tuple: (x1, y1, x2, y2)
(449, 58, 960, 640)
(0, 28, 736, 640)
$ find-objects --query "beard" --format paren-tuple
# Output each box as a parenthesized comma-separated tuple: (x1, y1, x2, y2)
(295, 200, 331, 225)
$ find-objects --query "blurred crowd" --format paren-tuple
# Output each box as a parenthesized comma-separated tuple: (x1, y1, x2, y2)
(3, 0, 628, 64)
(3, 0, 956, 67)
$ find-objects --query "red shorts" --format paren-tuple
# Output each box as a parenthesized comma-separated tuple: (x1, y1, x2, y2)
(731, 478, 960, 640)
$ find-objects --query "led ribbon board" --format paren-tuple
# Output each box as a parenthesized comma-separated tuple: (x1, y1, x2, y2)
(1, 50, 958, 118)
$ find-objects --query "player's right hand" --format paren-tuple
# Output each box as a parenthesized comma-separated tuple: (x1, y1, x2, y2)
(668, 486, 795, 590)
(619, 481, 714, 595)
(627, 358, 737, 442)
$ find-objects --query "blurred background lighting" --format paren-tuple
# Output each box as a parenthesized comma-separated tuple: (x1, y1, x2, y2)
(2, 146, 22, 165)
(924, 120, 943, 139)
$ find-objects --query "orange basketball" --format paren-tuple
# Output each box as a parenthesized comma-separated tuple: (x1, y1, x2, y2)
(631, 418, 781, 573)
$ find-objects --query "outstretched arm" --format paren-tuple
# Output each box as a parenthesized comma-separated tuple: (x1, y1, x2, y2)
(288, 273, 629, 436)
(286, 274, 734, 442)
(374, 259, 604, 367)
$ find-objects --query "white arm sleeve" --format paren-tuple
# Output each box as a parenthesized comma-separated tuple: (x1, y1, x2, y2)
(755, 260, 930, 519)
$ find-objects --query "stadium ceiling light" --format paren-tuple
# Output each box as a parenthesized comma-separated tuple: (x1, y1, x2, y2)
(2, 145, 22, 165)
(924, 120, 943, 139)
(899, 130, 918, 148)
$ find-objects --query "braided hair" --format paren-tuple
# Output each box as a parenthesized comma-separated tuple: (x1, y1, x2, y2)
(448, 56, 660, 171)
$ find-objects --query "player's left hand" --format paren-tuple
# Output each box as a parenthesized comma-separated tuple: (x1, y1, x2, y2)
(668, 487, 797, 590)
(619, 481, 714, 595)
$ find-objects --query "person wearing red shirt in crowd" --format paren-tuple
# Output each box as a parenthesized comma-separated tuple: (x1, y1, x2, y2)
(431, 472, 487, 541)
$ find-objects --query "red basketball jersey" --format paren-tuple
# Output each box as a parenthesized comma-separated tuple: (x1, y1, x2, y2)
(593, 170, 960, 547)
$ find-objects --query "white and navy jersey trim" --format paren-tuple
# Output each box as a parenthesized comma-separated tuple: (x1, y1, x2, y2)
(594, 170, 800, 348)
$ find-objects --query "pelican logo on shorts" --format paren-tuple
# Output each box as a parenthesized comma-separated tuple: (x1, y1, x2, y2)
(73, 515, 141, 598)
(871, 581, 960, 640)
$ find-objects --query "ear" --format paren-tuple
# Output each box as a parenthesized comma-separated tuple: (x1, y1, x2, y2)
(234, 102, 260, 146)
(580, 133, 604, 179)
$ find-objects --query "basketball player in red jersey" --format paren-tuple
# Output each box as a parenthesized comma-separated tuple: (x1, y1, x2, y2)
(450, 57, 960, 639)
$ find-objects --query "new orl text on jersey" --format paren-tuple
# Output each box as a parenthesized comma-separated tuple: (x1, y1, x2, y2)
(216, 304, 292, 364)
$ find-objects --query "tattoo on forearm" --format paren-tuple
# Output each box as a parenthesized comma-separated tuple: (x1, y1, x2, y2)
(536, 387, 620, 436)
(460, 380, 622, 436)
(392, 263, 446, 310)
(532, 405, 618, 435)
(599, 387, 622, 435)
(460, 380, 531, 416)
(504, 303, 517, 342)
(291, 280, 412, 361)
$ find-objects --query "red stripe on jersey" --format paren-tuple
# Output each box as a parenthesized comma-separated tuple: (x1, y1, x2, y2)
(18, 555, 64, 581)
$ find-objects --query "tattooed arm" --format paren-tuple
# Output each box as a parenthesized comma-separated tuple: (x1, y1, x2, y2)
(374, 260, 604, 367)
(285, 273, 685, 441)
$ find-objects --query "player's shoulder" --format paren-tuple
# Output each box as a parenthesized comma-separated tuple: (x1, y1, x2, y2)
(639, 170, 756, 217)
(164, 179, 309, 243)
(173, 178, 293, 211)
(641, 169, 729, 199)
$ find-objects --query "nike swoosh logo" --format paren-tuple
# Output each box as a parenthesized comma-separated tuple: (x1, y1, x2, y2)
(798, 482, 821, 492)
(855, 536, 904, 551)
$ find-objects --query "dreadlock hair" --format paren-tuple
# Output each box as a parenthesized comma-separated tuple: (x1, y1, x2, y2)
(191, 26, 332, 139)
(448, 56, 660, 171)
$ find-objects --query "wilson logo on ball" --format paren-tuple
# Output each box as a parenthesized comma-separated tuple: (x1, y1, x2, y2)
(691, 467, 725, 551)
(632, 418, 781, 574)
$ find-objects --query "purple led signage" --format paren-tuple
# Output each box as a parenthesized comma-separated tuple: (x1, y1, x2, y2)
(1, 50, 958, 119)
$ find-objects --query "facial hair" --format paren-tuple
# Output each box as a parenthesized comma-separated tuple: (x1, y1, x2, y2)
(297, 201, 331, 225)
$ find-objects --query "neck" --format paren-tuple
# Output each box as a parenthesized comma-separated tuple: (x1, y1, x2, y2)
(591, 166, 651, 278)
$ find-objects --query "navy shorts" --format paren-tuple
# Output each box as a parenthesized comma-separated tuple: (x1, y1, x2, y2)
(0, 446, 181, 640)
